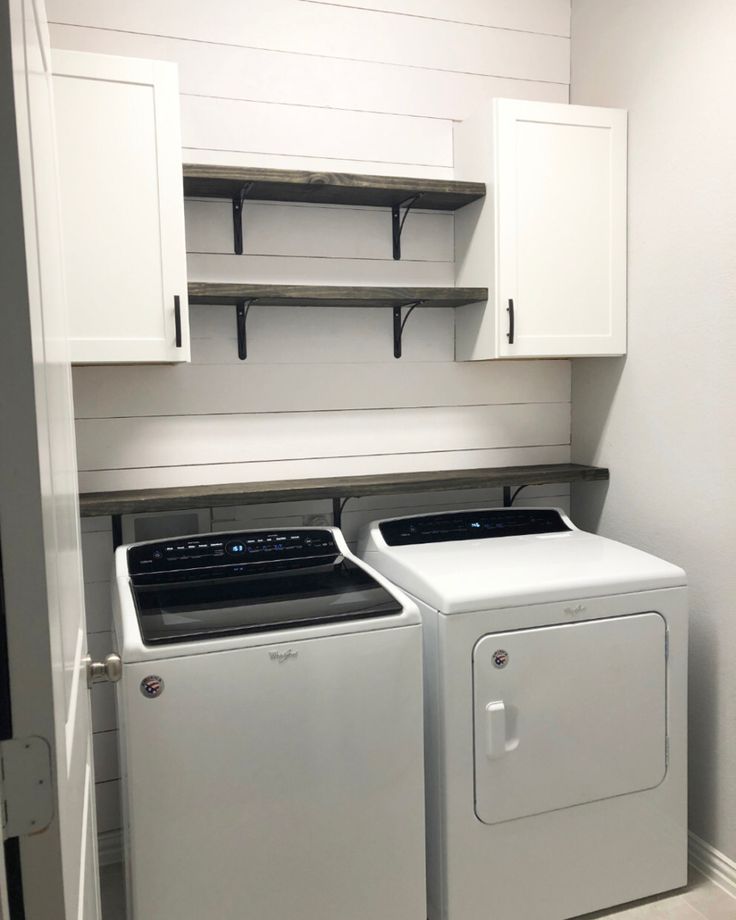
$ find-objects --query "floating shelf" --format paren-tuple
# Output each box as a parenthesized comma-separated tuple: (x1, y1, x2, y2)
(187, 283, 487, 309)
(183, 164, 485, 260)
(80, 463, 609, 519)
(183, 165, 486, 211)
(188, 284, 488, 358)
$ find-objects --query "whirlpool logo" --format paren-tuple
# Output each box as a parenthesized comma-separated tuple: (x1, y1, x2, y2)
(269, 649, 299, 664)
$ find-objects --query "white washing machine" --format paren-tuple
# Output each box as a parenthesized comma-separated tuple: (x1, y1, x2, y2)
(358, 507, 688, 920)
(113, 526, 426, 920)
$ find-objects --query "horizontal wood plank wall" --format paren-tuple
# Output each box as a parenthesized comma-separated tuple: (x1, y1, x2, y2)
(48, 0, 571, 850)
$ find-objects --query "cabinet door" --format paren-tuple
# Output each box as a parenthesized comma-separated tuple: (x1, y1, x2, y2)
(496, 99, 626, 357)
(53, 51, 189, 363)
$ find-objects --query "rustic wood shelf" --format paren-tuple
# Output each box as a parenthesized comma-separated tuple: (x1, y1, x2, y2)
(183, 164, 486, 211)
(187, 283, 488, 309)
(80, 463, 609, 519)
(183, 164, 485, 259)
(188, 284, 488, 357)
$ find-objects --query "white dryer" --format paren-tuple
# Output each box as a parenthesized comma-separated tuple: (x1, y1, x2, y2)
(358, 508, 687, 920)
(113, 527, 426, 920)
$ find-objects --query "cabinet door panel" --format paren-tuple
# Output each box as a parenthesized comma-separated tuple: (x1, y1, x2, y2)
(497, 100, 626, 356)
(53, 51, 189, 363)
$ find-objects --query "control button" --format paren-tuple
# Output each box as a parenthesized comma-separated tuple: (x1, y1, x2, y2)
(152, 550, 163, 560)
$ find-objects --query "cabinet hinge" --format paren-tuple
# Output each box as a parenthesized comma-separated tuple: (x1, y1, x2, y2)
(0, 736, 53, 840)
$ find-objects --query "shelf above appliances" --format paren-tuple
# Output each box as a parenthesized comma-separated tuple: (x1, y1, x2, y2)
(79, 462, 610, 548)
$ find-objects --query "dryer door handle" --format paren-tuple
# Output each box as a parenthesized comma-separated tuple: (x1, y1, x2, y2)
(485, 701, 508, 760)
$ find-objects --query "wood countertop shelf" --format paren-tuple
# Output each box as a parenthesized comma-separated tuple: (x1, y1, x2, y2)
(80, 463, 609, 520)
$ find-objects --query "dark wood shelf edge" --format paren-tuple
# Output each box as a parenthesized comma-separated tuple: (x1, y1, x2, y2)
(79, 464, 609, 518)
(187, 283, 488, 308)
(183, 164, 486, 210)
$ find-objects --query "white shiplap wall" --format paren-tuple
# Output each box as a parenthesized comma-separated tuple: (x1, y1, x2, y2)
(47, 0, 571, 853)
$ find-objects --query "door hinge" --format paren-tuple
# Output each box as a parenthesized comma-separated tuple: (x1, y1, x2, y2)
(1, 736, 53, 840)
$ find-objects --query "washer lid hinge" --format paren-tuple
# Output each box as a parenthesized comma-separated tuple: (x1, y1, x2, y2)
(1, 736, 53, 840)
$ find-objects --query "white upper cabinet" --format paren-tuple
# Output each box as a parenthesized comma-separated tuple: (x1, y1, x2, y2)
(53, 51, 190, 363)
(454, 99, 627, 360)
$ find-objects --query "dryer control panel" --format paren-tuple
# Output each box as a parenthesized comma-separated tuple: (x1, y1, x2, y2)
(379, 509, 569, 546)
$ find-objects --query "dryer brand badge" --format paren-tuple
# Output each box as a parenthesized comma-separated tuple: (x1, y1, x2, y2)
(140, 675, 164, 699)
(270, 649, 298, 664)
(492, 649, 509, 669)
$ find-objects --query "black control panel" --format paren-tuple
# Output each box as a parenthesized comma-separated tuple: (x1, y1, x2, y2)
(379, 509, 569, 546)
(127, 529, 339, 579)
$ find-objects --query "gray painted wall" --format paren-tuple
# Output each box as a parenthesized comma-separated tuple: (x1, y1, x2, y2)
(570, 0, 736, 860)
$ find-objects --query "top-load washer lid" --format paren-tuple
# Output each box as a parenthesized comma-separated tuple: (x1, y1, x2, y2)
(358, 508, 687, 613)
(126, 529, 404, 645)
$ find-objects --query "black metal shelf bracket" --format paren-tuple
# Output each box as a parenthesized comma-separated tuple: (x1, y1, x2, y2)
(235, 299, 256, 360)
(393, 301, 424, 359)
(111, 514, 123, 550)
(503, 484, 529, 507)
(232, 182, 254, 255)
(332, 497, 352, 528)
(392, 193, 422, 260)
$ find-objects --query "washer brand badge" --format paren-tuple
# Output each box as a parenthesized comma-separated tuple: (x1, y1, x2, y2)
(564, 603, 586, 616)
(270, 649, 298, 664)
(140, 675, 164, 699)
(492, 649, 509, 669)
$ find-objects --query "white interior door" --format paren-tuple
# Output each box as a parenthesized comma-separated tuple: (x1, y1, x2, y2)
(0, 0, 100, 917)
(496, 99, 627, 357)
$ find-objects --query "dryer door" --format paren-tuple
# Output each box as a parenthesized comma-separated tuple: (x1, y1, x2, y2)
(473, 612, 667, 825)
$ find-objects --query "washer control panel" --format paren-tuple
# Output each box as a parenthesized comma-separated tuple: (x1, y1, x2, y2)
(127, 529, 338, 575)
(379, 509, 569, 546)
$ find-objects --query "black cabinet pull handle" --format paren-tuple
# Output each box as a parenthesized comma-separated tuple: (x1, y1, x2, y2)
(174, 295, 182, 348)
(507, 298, 515, 344)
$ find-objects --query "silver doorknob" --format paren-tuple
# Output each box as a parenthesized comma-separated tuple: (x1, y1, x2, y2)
(86, 653, 122, 688)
